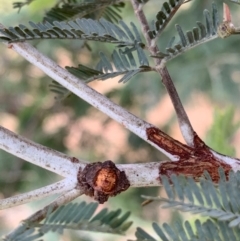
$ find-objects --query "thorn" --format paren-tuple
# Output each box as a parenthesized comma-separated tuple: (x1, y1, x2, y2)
(223, 3, 232, 23)
(217, 3, 235, 38)
(141, 199, 153, 206)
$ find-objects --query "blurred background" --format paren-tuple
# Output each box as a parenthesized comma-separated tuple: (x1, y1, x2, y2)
(0, 0, 240, 240)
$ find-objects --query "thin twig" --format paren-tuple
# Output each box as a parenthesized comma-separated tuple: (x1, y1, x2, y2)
(130, 0, 197, 147)
(0, 177, 77, 210)
(131, 1, 240, 165)
(3, 189, 83, 240)
(159, 67, 196, 146)
(130, 0, 157, 52)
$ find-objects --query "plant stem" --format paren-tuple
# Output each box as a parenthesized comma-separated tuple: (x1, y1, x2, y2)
(0, 178, 76, 209)
(6, 41, 181, 161)
(130, 0, 196, 146)
(118, 162, 163, 187)
(158, 67, 195, 146)
(0, 126, 82, 177)
(0, 122, 170, 188)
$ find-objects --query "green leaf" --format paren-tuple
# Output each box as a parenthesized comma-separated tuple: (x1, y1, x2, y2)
(6, 201, 132, 241)
(152, 3, 219, 63)
(0, 18, 144, 49)
(148, 0, 185, 39)
(205, 107, 240, 156)
(142, 171, 240, 228)
(134, 219, 240, 241)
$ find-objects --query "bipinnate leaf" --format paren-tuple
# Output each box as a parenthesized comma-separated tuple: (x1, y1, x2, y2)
(4, 201, 132, 241)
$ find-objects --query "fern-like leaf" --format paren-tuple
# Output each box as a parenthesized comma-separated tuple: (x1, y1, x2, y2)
(50, 48, 151, 100)
(152, 3, 219, 62)
(133, 219, 240, 241)
(67, 48, 151, 83)
(142, 169, 240, 228)
(13, 0, 78, 11)
(13, 0, 36, 12)
(0, 18, 144, 48)
(49, 64, 102, 100)
(49, 81, 73, 100)
(39, 201, 132, 234)
(4, 201, 132, 241)
(13, 0, 125, 23)
(148, 0, 185, 39)
(43, 1, 125, 24)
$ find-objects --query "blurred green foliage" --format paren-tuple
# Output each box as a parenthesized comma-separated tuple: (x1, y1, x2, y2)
(206, 106, 240, 156)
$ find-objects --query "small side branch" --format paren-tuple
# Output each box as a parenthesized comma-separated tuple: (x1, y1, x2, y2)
(159, 67, 196, 147)
(0, 177, 77, 210)
(130, 0, 199, 147)
(130, 0, 157, 51)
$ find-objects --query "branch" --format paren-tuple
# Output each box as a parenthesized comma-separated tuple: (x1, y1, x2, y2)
(0, 177, 76, 210)
(118, 162, 162, 187)
(1, 114, 239, 208)
(1, 10, 240, 209)
(0, 123, 167, 189)
(159, 67, 196, 147)
(3, 40, 182, 161)
(130, 1, 240, 169)
(0, 125, 82, 177)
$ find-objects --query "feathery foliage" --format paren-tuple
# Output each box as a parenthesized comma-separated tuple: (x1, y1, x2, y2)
(50, 47, 151, 99)
(133, 219, 240, 241)
(131, 170, 240, 241)
(142, 169, 240, 228)
(152, 3, 219, 63)
(206, 107, 240, 156)
(68, 48, 151, 83)
(4, 201, 132, 241)
(13, 0, 125, 23)
(0, 18, 144, 48)
(42, 1, 125, 24)
(13, 0, 36, 11)
(148, 0, 185, 39)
